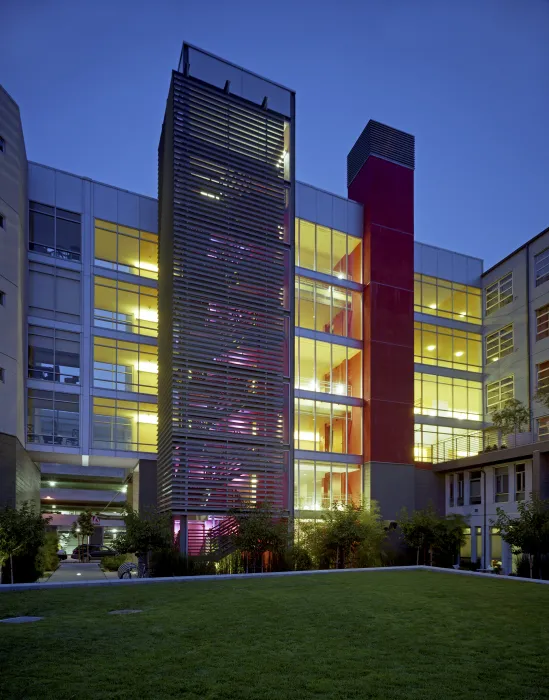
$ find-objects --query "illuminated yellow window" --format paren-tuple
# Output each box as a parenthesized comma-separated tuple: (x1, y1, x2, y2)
(294, 460, 362, 510)
(294, 398, 362, 455)
(295, 276, 362, 339)
(94, 276, 158, 337)
(414, 372, 482, 421)
(295, 336, 361, 398)
(414, 424, 481, 463)
(414, 274, 481, 324)
(93, 337, 157, 395)
(295, 219, 362, 283)
(94, 219, 158, 280)
(414, 322, 481, 372)
(92, 397, 156, 453)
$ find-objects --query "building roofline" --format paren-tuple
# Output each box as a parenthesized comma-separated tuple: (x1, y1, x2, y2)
(296, 180, 361, 207)
(482, 225, 549, 277)
(179, 41, 296, 94)
(28, 161, 158, 203)
(415, 240, 484, 265)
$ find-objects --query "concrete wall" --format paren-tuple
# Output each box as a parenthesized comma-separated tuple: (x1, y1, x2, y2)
(0, 432, 40, 509)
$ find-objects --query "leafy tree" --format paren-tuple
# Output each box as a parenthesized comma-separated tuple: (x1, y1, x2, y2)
(300, 501, 386, 570)
(534, 385, 549, 411)
(229, 502, 288, 573)
(491, 399, 530, 443)
(70, 510, 96, 562)
(0, 502, 50, 584)
(115, 507, 172, 574)
(398, 505, 440, 565)
(398, 506, 468, 567)
(493, 495, 549, 579)
(36, 531, 61, 574)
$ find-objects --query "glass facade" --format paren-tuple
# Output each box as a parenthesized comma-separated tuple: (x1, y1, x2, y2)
(295, 277, 361, 338)
(414, 424, 480, 463)
(295, 336, 361, 398)
(294, 460, 361, 510)
(92, 397, 157, 452)
(27, 389, 80, 446)
(94, 276, 158, 337)
(295, 218, 362, 282)
(414, 274, 481, 324)
(294, 398, 361, 454)
(94, 219, 158, 280)
(93, 337, 158, 395)
(28, 325, 80, 385)
(414, 372, 482, 421)
(414, 322, 481, 372)
(29, 201, 81, 262)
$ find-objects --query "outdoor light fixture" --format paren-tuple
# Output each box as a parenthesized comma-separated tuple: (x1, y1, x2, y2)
(49, 481, 56, 487)
(52, 505, 57, 509)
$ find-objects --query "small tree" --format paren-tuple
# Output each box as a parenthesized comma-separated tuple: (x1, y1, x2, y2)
(491, 399, 530, 444)
(229, 502, 288, 573)
(300, 501, 386, 570)
(493, 495, 549, 579)
(70, 510, 95, 562)
(398, 505, 440, 565)
(0, 502, 50, 584)
(399, 506, 467, 567)
(115, 507, 172, 574)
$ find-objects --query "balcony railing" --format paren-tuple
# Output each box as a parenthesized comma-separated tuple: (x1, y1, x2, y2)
(430, 428, 539, 464)
(297, 378, 353, 396)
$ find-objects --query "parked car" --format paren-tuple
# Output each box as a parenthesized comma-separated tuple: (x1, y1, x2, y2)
(71, 545, 118, 562)
(57, 549, 67, 561)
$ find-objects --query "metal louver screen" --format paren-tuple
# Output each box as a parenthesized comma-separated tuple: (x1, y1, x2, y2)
(158, 70, 292, 514)
(347, 120, 415, 186)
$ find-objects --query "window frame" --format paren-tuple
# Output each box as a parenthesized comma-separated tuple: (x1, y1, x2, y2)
(28, 325, 81, 385)
(414, 273, 481, 325)
(515, 463, 526, 501)
(29, 201, 82, 262)
(485, 272, 513, 315)
(538, 416, 549, 440)
(494, 466, 509, 503)
(534, 248, 549, 287)
(536, 360, 549, 393)
(469, 470, 482, 505)
(486, 375, 514, 413)
(485, 324, 514, 363)
(457, 473, 464, 506)
(536, 304, 549, 341)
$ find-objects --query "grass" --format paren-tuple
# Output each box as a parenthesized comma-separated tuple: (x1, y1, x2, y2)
(0, 570, 548, 699)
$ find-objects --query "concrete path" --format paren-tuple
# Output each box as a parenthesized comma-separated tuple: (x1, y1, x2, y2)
(47, 561, 108, 583)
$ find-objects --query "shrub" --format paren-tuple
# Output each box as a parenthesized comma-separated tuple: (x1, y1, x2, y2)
(36, 531, 60, 574)
(101, 554, 129, 571)
(150, 550, 216, 577)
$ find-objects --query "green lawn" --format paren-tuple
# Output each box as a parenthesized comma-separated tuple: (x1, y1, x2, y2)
(0, 570, 548, 699)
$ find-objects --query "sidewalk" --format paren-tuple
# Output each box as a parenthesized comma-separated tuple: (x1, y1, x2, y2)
(47, 561, 108, 583)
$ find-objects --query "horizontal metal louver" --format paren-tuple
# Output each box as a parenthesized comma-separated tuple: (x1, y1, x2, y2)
(347, 120, 415, 186)
(158, 70, 293, 515)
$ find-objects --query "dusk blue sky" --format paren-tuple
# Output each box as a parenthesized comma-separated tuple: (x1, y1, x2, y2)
(3, 0, 548, 268)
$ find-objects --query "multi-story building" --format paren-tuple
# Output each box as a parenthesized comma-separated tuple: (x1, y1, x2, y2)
(1, 42, 548, 561)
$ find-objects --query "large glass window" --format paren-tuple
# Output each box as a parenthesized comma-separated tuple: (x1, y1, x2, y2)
(486, 325, 514, 363)
(469, 471, 481, 505)
(534, 248, 549, 287)
(93, 337, 158, 395)
(485, 272, 513, 315)
(414, 274, 481, 324)
(536, 304, 549, 341)
(28, 326, 80, 385)
(27, 389, 79, 446)
(92, 397, 156, 452)
(94, 276, 158, 337)
(29, 202, 81, 262)
(414, 424, 481, 463)
(94, 219, 158, 280)
(486, 376, 514, 413)
(414, 373, 482, 421)
(414, 322, 481, 372)
(295, 336, 361, 398)
(295, 219, 362, 283)
(295, 398, 361, 455)
(294, 460, 362, 510)
(515, 464, 526, 501)
(295, 277, 361, 339)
